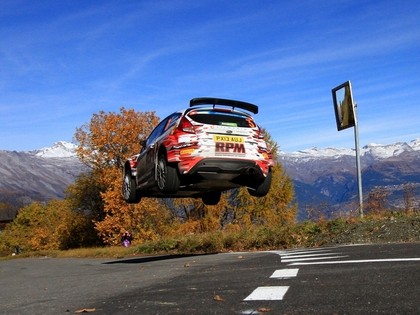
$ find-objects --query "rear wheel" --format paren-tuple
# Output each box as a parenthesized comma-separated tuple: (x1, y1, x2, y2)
(202, 191, 221, 205)
(123, 171, 141, 203)
(157, 153, 180, 193)
(248, 170, 272, 197)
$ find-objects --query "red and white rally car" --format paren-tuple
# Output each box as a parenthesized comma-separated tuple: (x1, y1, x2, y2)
(123, 97, 273, 205)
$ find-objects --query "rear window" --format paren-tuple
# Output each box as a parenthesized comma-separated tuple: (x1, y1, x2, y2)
(187, 110, 255, 128)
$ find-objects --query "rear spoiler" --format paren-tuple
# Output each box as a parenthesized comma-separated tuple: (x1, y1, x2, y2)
(190, 97, 259, 114)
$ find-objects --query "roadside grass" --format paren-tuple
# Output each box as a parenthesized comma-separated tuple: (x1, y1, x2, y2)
(1, 211, 419, 260)
(0, 246, 139, 260)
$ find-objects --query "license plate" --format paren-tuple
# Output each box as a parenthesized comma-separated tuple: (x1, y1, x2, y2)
(213, 135, 244, 143)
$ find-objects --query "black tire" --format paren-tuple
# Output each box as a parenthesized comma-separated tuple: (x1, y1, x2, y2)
(202, 191, 221, 205)
(123, 171, 141, 203)
(248, 170, 272, 197)
(157, 153, 180, 193)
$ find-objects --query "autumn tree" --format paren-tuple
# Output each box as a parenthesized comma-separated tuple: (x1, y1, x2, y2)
(64, 173, 105, 246)
(0, 200, 90, 252)
(403, 183, 417, 214)
(75, 108, 159, 170)
(233, 130, 297, 228)
(233, 163, 297, 228)
(366, 186, 390, 215)
(93, 168, 172, 244)
(66, 172, 105, 220)
(73, 107, 171, 244)
(170, 191, 233, 235)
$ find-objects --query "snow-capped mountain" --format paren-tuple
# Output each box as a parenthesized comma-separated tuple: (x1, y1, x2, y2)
(279, 138, 420, 219)
(282, 139, 420, 161)
(30, 141, 78, 158)
(0, 142, 84, 216)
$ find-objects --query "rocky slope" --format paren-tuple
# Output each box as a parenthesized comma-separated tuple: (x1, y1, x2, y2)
(0, 142, 85, 213)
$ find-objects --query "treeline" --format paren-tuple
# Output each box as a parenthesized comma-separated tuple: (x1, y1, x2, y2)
(0, 108, 297, 254)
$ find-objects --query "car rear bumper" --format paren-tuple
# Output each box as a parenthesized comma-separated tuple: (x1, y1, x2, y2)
(189, 158, 263, 175)
(182, 158, 269, 188)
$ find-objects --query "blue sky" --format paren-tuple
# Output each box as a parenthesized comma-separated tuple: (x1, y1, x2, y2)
(1, 0, 419, 152)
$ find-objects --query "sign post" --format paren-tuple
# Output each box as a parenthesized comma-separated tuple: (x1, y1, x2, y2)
(332, 81, 363, 218)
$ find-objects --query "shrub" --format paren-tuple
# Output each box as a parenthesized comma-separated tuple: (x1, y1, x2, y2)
(0, 200, 93, 253)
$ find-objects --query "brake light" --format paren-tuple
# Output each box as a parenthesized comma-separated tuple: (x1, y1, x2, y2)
(128, 155, 138, 168)
(178, 117, 195, 133)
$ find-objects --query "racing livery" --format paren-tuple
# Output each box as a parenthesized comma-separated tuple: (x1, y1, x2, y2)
(123, 97, 273, 205)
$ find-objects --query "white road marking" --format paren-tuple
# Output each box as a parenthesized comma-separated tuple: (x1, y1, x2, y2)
(272, 248, 348, 264)
(270, 268, 299, 279)
(281, 255, 348, 263)
(272, 249, 332, 255)
(288, 257, 420, 266)
(280, 252, 340, 259)
(244, 286, 289, 301)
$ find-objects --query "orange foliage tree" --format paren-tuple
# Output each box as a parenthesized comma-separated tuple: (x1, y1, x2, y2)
(93, 168, 172, 244)
(169, 191, 232, 235)
(75, 108, 159, 170)
(233, 130, 297, 228)
(0, 200, 90, 252)
(234, 162, 297, 228)
(74, 108, 171, 245)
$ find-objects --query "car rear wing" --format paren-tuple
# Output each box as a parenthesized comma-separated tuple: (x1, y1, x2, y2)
(190, 97, 259, 114)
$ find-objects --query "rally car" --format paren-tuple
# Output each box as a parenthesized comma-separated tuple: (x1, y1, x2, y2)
(123, 97, 273, 205)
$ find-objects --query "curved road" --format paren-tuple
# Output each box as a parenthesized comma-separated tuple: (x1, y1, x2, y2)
(1, 243, 419, 314)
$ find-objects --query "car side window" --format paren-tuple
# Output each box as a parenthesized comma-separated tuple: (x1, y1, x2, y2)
(146, 119, 167, 147)
(164, 113, 181, 131)
(145, 113, 180, 147)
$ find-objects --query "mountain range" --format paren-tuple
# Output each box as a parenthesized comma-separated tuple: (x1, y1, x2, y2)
(1, 139, 419, 220)
(279, 139, 420, 219)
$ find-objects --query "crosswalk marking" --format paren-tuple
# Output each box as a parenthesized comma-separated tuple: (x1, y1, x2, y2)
(288, 257, 420, 266)
(244, 247, 347, 302)
(273, 248, 347, 264)
(273, 249, 332, 256)
(280, 252, 336, 258)
(244, 286, 289, 301)
(281, 255, 347, 263)
(270, 268, 299, 279)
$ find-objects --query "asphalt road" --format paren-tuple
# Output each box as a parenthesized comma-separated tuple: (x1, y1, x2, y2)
(0, 243, 419, 314)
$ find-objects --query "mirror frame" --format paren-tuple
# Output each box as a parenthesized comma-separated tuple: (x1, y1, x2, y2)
(332, 81, 356, 131)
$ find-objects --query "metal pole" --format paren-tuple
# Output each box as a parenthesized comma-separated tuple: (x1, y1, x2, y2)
(353, 103, 364, 218)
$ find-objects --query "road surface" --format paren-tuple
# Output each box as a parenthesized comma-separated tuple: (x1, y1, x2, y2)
(1, 243, 419, 314)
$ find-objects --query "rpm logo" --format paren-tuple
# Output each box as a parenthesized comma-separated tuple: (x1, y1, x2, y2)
(215, 142, 245, 154)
